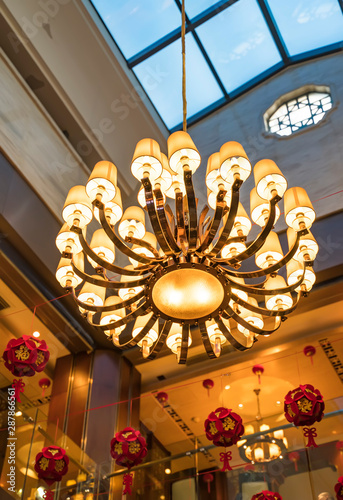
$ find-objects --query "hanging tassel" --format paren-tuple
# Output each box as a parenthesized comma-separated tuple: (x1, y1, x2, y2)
(12, 378, 25, 402)
(303, 427, 318, 448)
(43, 490, 54, 500)
(123, 472, 133, 495)
(219, 450, 232, 471)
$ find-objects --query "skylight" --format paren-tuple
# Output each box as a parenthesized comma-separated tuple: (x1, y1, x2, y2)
(90, 0, 343, 130)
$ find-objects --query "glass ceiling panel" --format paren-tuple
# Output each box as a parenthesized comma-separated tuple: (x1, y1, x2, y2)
(185, 0, 223, 19)
(133, 34, 224, 129)
(195, 0, 282, 93)
(91, 0, 181, 59)
(266, 0, 343, 56)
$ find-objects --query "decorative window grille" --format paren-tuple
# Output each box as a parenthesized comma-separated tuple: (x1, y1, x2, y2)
(267, 91, 332, 136)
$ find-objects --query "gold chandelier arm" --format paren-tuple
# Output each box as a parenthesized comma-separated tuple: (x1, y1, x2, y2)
(214, 315, 255, 351)
(71, 262, 150, 289)
(116, 312, 159, 350)
(95, 199, 156, 264)
(178, 323, 190, 364)
(183, 169, 198, 252)
(125, 234, 161, 259)
(222, 306, 282, 336)
(67, 287, 145, 313)
(175, 191, 188, 253)
(145, 320, 173, 360)
(154, 187, 181, 253)
(70, 225, 155, 275)
(208, 178, 242, 257)
(199, 322, 217, 359)
(142, 177, 176, 256)
(230, 289, 301, 319)
(227, 264, 306, 297)
(215, 228, 308, 279)
(197, 189, 226, 253)
(219, 194, 281, 266)
(198, 205, 210, 241)
(91, 303, 152, 339)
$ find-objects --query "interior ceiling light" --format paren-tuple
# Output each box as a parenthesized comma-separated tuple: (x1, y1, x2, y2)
(55, 0, 317, 364)
(239, 389, 287, 464)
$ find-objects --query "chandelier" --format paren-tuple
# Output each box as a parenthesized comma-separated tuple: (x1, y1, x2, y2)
(54, 1, 318, 364)
(239, 389, 288, 464)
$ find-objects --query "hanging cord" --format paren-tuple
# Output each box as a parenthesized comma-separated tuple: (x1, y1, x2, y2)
(181, 0, 187, 131)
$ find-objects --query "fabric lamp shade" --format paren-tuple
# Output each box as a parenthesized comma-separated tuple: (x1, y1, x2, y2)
(284, 187, 315, 230)
(131, 138, 163, 182)
(206, 153, 231, 192)
(86, 161, 117, 204)
(231, 202, 252, 237)
(118, 265, 144, 300)
(250, 187, 281, 227)
(167, 131, 201, 174)
(237, 297, 264, 336)
(287, 228, 319, 262)
(93, 187, 123, 226)
(164, 172, 186, 199)
(56, 223, 85, 255)
(88, 229, 115, 267)
(221, 240, 246, 259)
(118, 206, 146, 240)
(255, 231, 283, 269)
(287, 259, 316, 292)
(219, 141, 251, 183)
(132, 312, 159, 347)
(230, 276, 248, 302)
(56, 253, 84, 288)
(253, 160, 287, 200)
(154, 153, 173, 192)
(264, 275, 292, 311)
(78, 275, 106, 308)
(62, 185, 93, 228)
(166, 323, 192, 355)
(100, 296, 126, 336)
(129, 232, 157, 266)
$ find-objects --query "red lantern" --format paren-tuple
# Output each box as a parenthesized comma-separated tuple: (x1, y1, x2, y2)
(156, 392, 168, 406)
(203, 472, 214, 493)
(252, 365, 264, 384)
(288, 451, 300, 472)
(34, 446, 69, 499)
(303, 345, 316, 365)
(203, 379, 214, 397)
(336, 441, 343, 453)
(110, 427, 147, 495)
(284, 384, 324, 448)
(335, 476, 343, 500)
(205, 407, 244, 471)
(3, 335, 50, 401)
(39, 378, 51, 398)
(251, 491, 282, 500)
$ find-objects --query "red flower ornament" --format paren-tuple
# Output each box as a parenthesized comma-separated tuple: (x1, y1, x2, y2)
(335, 476, 343, 500)
(3, 335, 50, 401)
(251, 491, 282, 500)
(284, 384, 324, 448)
(205, 407, 244, 471)
(34, 446, 69, 498)
(110, 427, 147, 495)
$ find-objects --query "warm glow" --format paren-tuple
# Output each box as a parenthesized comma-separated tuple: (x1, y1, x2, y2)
(32, 331, 40, 338)
(164, 468, 171, 475)
(254, 447, 264, 461)
(152, 269, 224, 320)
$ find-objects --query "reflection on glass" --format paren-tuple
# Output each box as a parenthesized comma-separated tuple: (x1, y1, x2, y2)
(91, 0, 181, 59)
(185, 0, 222, 18)
(134, 34, 224, 128)
(266, 0, 343, 56)
(196, 0, 282, 93)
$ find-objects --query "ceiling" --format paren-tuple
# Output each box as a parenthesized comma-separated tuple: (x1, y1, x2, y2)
(90, 0, 343, 129)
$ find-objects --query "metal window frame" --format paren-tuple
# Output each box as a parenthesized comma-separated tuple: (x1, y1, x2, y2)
(89, 0, 343, 131)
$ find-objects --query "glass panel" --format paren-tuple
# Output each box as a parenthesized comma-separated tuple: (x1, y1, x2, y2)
(266, 0, 343, 56)
(133, 34, 224, 129)
(185, 0, 222, 19)
(196, 0, 282, 93)
(91, 0, 181, 59)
